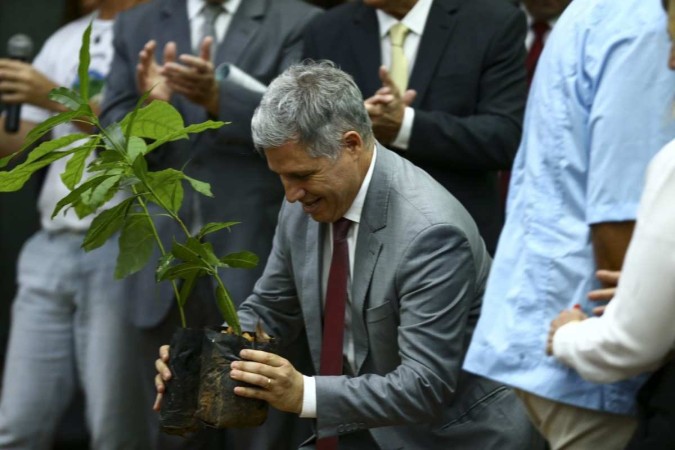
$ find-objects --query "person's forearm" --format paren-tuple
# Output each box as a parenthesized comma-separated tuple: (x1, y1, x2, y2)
(0, 116, 33, 156)
(590, 221, 635, 284)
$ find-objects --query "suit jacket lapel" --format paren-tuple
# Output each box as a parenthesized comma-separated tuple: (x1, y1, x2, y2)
(159, 0, 193, 59)
(302, 219, 325, 375)
(352, 145, 390, 374)
(409, 0, 460, 105)
(348, 3, 382, 98)
(216, 0, 267, 65)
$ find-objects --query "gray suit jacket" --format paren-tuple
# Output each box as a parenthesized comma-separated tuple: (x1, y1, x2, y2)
(100, 0, 322, 328)
(239, 147, 533, 449)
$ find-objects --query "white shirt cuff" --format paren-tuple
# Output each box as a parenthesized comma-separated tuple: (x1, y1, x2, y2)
(299, 375, 317, 418)
(391, 106, 414, 151)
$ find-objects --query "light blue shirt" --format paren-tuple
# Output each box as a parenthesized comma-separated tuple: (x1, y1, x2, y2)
(464, 0, 675, 415)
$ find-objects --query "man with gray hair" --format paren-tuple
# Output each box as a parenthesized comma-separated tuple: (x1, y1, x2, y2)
(155, 61, 539, 449)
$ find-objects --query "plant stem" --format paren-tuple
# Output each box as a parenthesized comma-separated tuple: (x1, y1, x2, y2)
(131, 186, 187, 328)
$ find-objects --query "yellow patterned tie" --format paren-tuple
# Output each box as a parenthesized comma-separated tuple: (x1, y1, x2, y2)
(389, 22, 410, 92)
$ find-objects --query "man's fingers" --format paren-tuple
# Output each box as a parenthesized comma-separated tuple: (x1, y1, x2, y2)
(402, 89, 417, 106)
(155, 356, 172, 381)
(240, 349, 285, 367)
(378, 65, 394, 86)
(592, 305, 606, 316)
(164, 41, 177, 65)
(199, 36, 214, 61)
(153, 392, 163, 412)
(587, 287, 616, 301)
(595, 269, 620, 286)
(159, 344, 170, 361)
(177, 54, 214, 75)
(230, 368, 273, 390)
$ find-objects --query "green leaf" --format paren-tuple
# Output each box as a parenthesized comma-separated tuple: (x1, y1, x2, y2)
(49, 87, 85, 111)
(60, 137, 99, 190)
(220, 251, 259, 269)
(81, 197, 134, 251)
(178, 269, 202, 308)
(81, 173, 121, 210)
(126, 136, 147, 163)
(2, 105, 92, 169)
(146, 169, 183, 214)
(186, 237, 221, 266)
(160, 262, 204, 281)
(120, 101, 185, 141)
(102, 123, 126, 153)
(51, 174, 116, 218)
(145, 120, 226, 153)
(26, 133, 90, 164)
(79, 22, 92, 101)
(0, 152, 16, 169)
(0, 149, 75, 192)
(131, 151, 148, 181)
(170, 237, 221, 268)
(171, 239, 201, 264)
(184, 175, 213, 198)
(216, 283, 240, 335)
(124, 89, 153, 143)
(115, 214, 155, 279)
(196, 221, 239, 239)
(155, 253, 175, 283)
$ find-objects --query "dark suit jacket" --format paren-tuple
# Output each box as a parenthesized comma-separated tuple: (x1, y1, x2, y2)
(239, 147, 536, 449)
(302, 0, 527, 254)
(100, 0, 322, 328)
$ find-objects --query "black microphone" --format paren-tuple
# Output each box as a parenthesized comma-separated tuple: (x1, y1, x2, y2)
(4, 34, 34, 133)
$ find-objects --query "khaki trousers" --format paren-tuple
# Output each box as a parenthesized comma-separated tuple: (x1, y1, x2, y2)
(515, 390, 637, 450)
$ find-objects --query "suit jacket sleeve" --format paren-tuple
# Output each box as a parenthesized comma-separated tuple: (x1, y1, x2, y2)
(409, 7, 527, 170)
(314, 224, 479, 436)
(237, 201, 306, 343)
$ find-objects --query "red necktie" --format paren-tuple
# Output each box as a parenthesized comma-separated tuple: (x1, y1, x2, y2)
(317, 217, 351, 450)
(526, 21, 550, 86)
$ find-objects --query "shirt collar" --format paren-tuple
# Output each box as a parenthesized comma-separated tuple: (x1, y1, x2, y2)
(376, 0, 432, 39)
(187, 0, 241, 20)
(343, 146, 377, 225)
(522, 5, 559, 29)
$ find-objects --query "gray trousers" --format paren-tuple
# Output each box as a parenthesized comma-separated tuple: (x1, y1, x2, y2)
(0, 231, 149, 449)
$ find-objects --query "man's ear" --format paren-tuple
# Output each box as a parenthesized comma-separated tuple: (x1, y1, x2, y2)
(342, 131, 365, 158)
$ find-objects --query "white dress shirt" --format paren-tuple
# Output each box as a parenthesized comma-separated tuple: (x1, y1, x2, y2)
(187, 0, 241, 50)
(300, 147, 378, 418)
(553, 139, 675, 383)
(375, 0, 432, 151)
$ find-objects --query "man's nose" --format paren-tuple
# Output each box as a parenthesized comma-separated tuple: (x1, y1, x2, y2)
(282, 179, 305, 203)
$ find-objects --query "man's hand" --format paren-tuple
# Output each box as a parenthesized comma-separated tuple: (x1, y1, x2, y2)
(230, 349, 304, 414)
(587, 270, 621, 316)
(364, 65, 416, 145)
(136, 40, 176, 102)
(0, 59, 60, 111)
(153, 344, 172, 412)
(546, 308, 588, 356)
(160, 37, 219, 116)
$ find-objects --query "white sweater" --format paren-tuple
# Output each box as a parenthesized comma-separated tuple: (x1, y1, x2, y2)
(553, 139, 675, 383)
